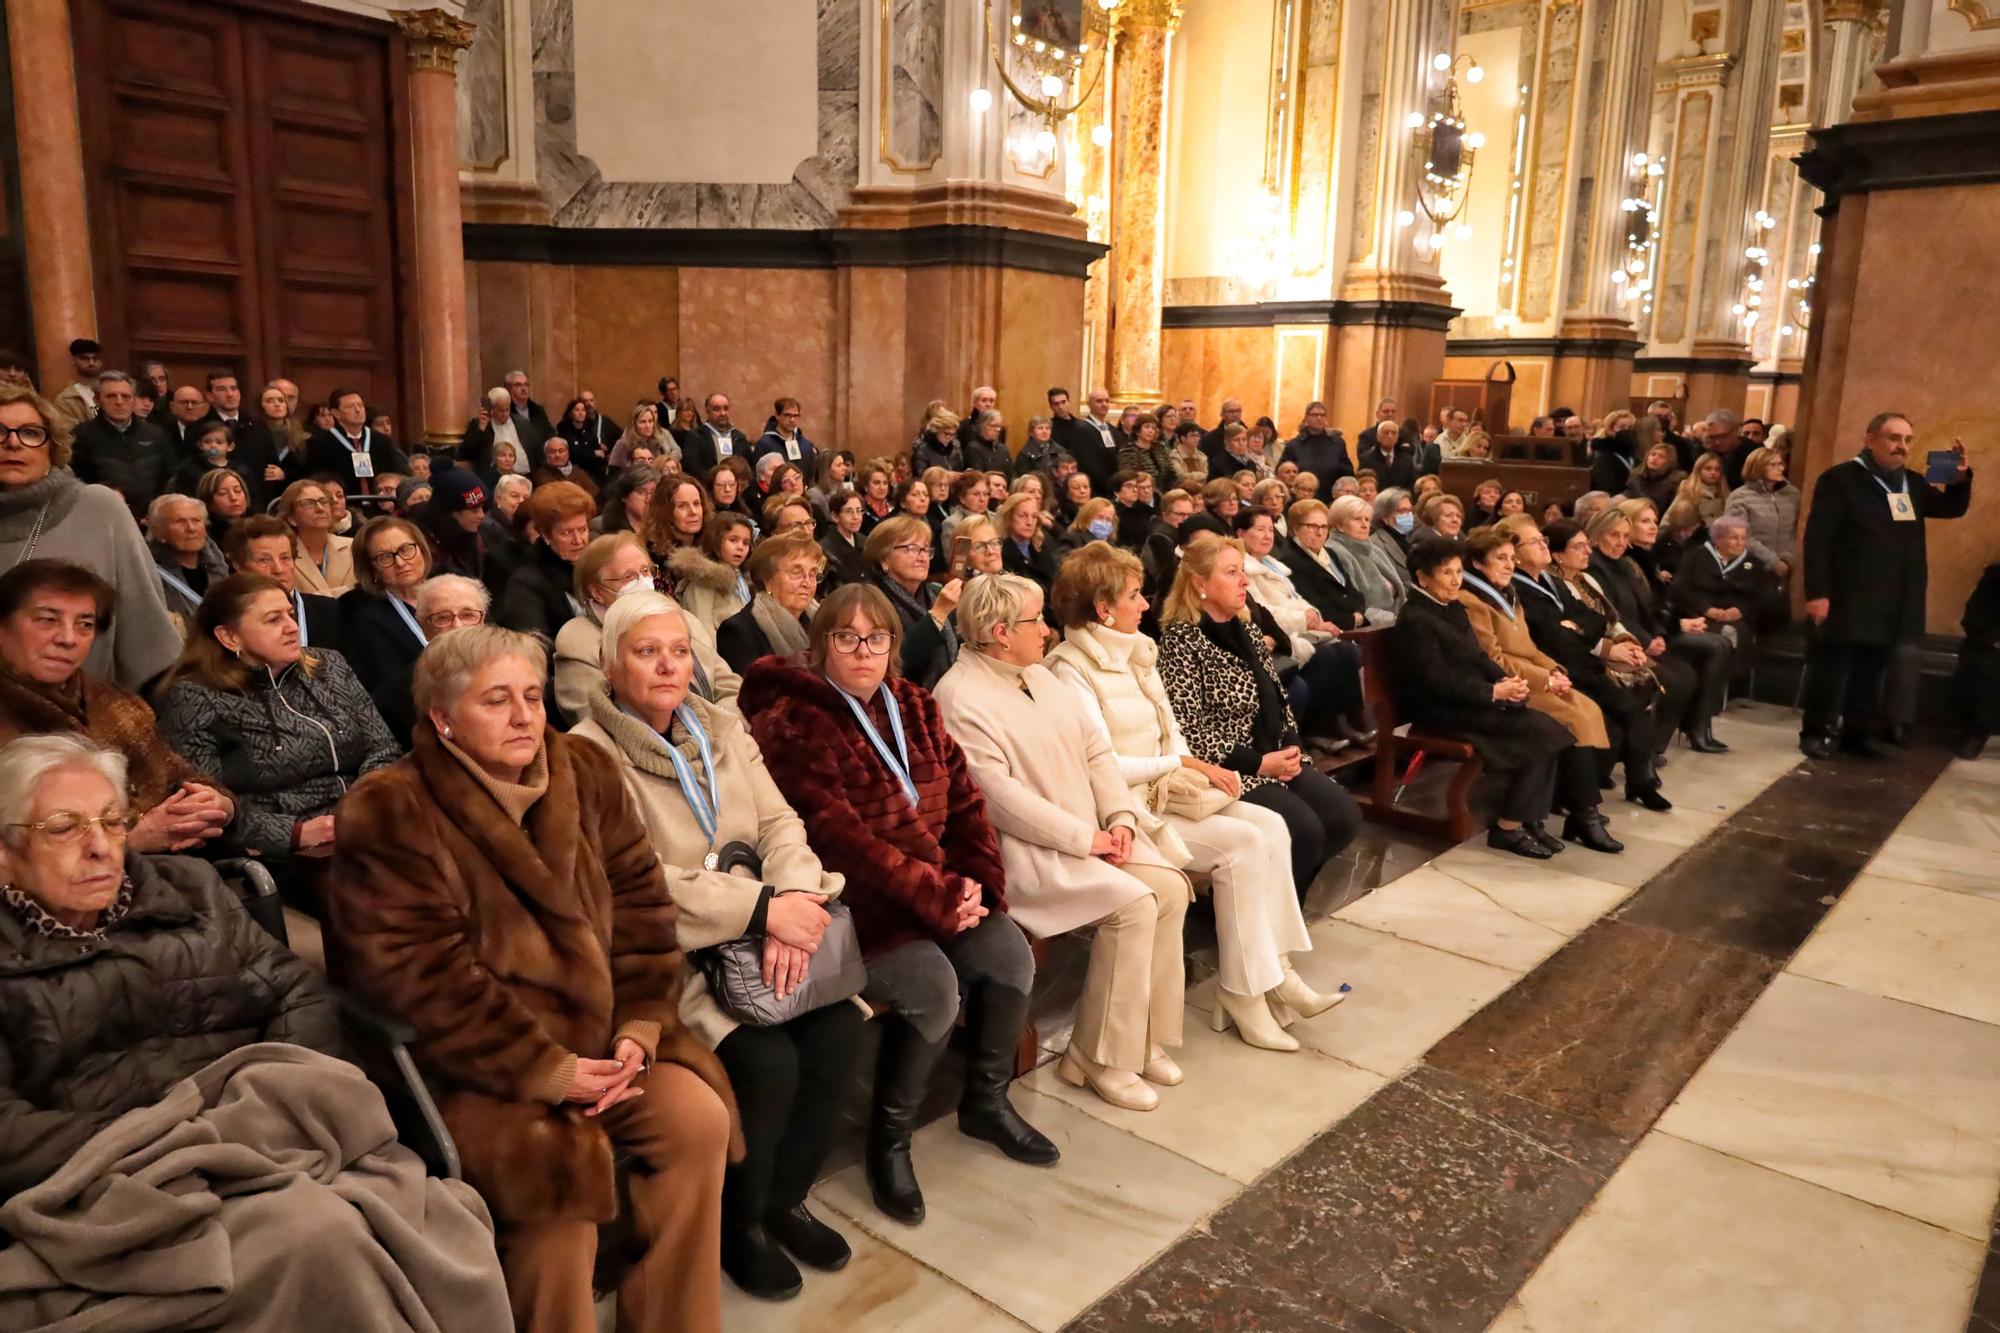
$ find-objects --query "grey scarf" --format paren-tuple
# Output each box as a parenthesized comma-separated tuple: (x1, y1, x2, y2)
(749, 592, 811, 658)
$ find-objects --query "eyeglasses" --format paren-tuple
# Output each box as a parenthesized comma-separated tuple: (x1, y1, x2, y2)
(0, 424, 51, 448)
(425, 608, 486, 630)
(967, 539, 1002, 553)
(606, 564, 659, 589)
(830, 629, 895, 656)
(1297, 521, 1329, 533)
(776, 566, 819, 585)
(7, 812, 131, 843)
(293, 496, 331, 511)
(370, 541, 423, 568)
(892, 542, 933, 558)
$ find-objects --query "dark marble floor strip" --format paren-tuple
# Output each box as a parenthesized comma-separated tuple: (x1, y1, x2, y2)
(1070, 745, 1951, 1332)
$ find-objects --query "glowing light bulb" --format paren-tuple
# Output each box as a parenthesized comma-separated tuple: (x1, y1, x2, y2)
(1632, 152, 1649, 167)
(1040, 74, 1065, 99)
(1091, 124, 1112, 147)
(1035, 127, 1058, 154)
(970, 88, 993, 114)
(1466, 64, 1484, 83)
(1407, 111, 1426, 129)
(1731, 303, 1747, 315)
(1433, 52, 1452, 71)
(1467, 132, 1486, 150)
(1396, 209, 1416, 228)
(1780, 324, 1796, 336)
(1454, 222, 1473, 240)
(1612, 270, 1628, 285)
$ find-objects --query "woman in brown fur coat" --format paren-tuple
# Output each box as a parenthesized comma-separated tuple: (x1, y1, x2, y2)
(325, 625, 741, 1333)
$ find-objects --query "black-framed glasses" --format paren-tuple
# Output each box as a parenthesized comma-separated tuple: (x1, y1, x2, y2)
(0, 424, 50, 448)
(370, 541, 423, 568)
(830, 629, 895, 656)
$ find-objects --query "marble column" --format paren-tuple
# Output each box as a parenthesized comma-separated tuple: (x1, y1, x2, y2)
(1817, 3, 1877, 126)
(6, 0, 95, 385)
(394, 9, 477, 448)
(1105, 0, 1181, 408)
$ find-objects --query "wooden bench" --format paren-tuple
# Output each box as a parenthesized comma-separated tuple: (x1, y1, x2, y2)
(1348, 627, 1485, 844)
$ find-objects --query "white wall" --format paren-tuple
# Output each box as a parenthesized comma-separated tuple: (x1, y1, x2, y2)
(1163, 0, 1278, 283)
(1437, 27, 1523, 319)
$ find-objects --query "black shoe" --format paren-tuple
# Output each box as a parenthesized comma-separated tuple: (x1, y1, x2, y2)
(867, 1019, 949, 1226)
(957, 985, 1060, 1167)
(1840, 735, 1901, 760)
(1801, 733, 1837, 760)
(1682, 727, 1730, 754)
(766, 1204, 850, 1272)
(1523, 820, 1567, 855)
(1627, 785, 1674, 812)
(1598, 772, 1616, 790)
(722, 1225, 803, 1301)
(1957, 735, 1990, 761)
(1563, 810, 1626, 854)
(1489, 825, 1555, 859)
(1334, 716, 1378, 746)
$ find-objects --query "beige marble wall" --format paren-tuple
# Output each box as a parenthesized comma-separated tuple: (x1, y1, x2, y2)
(572, 266, 680, 429)
(1160, 326, 1280, 425)
(465, 259, 577, 415)
(677, 267, 841, 448)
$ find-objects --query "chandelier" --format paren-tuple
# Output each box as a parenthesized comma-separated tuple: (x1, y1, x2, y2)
(1613, 151, 1666, 319)
(976, 0, 1114, 144)
(1409, 52, 1485, 244)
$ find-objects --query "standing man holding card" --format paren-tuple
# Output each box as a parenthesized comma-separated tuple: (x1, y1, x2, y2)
(1799, 411, 1972, 759)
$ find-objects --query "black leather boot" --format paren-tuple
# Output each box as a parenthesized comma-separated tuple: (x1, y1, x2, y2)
(1563, 808, 1626, 853)
(1627, 783, 1673, 812)
(721, 1224, 802, 1300)
(1683, 724, 1730, 754)
(867, 1018, 947, 1226)
(766, 1203, 850, 1272)
(957, 985, 1060, 1166)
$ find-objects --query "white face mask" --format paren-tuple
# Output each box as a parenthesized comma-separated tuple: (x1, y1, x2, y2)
(617, 575, 656, 599)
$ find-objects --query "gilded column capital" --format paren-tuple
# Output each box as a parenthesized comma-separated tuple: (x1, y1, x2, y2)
(394, 7, 477, 73)
(1113, 0, 1184, 34)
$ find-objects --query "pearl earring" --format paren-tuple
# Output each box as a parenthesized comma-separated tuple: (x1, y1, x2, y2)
(439, 725, 452, 738)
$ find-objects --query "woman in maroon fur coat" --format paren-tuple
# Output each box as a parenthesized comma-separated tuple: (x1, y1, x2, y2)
(738, 583, 1057, 1228)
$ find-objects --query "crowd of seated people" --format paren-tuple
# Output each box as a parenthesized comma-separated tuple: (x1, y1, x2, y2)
(0, 352, 1853, 1326)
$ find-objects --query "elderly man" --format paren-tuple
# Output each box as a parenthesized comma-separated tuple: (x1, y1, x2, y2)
(1799, 412, 1972, 759)
(958, 384, 1007, 454)
(683, 391, 748, 477)
(161, 384, 214, 455)
(1351, 397, 1401, 457)
(501, 368, 553, 456)
(70, 371, 176, 517)
(1703, 409, 1748, 488)
(145, 494, 230, 630)
(461, 386, 526, 476)
(1200, 397, 1247, 463)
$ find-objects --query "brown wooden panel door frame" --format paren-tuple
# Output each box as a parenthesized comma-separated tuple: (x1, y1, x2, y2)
(73, 0, 414, 432)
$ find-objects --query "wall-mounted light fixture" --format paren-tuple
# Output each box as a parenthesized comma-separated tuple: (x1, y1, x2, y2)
(1405, 51, 1485, 255)
(1613, 151, 1666, 320)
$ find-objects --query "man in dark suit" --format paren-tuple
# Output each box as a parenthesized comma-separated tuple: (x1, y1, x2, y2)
(1799, 411, 1972, 759)
(1350, 397, 1401, 459)
(306, 386, 410, 494)
(501, 369, 553, 461)
(1356, 421, 1417, 491)
(752, 396, 818, 468)
(69, 370, 176, 517)
(956, 385, 1006, 455)
(1280, 401, 1353, 484)
(204, 369, 249, 435)
(574, 389, 620, 477)
(1046, 387, 1096, 474)
(682, 392, 749, 478)
(223, 514, 345, 653)
(1072, 387, 1124, 499)
(161, 384, 214, 458)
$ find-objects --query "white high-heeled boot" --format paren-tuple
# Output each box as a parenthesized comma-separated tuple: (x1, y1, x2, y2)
(1272, 966, 1344, 1021)
(1211, 989, 1300, 1052)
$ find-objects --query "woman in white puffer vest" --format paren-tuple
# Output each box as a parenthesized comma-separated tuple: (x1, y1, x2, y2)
(1045, 541, 1342, 1052)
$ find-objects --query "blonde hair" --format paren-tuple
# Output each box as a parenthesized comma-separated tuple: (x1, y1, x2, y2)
(1068, 497, 1115, 532)
(1160, 533, 1245, 626)
(0, 384, 71, 469)
(1050, 540, 1141, 630)
(864, 514, 932, 568)
(1326, 494, 1372, 530)
(994, 491, 1044, 550)
(573, 531, 648, 603)
(413, 624, 547, 717)
(748, 528, 825, 587)
(955, 571, 1041, 648)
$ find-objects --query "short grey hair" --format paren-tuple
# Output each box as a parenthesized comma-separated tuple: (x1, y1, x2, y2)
(494, 475, 533, 504)
(1707, 513, 1749, 540)
(503, 370, 528, 385)
(96, 370, 135, 392)
(1573, 490, 1614, 524)
(956, 572, 1042, 648)
(145, 492, 203, 532)
(485, 387, 511, 409)
(597, 590, 686, 675)
(414, 573, 490, 620)
(1372, 488, 1411, 521)
(1328, 494, 1372, 529)
(411, 624, 547, 717)
(0, 735, 129, 847)
(1706, 409, 1741, 430)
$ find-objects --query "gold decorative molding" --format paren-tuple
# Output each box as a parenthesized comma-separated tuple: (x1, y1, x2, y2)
(1658, 51, 1735, 91)
(1115, 0, 1184, 33)
(1851, 46, 2000, 119)
(1946, 0, 2000, 29)
(1822, 0, 1870, 19)
(395, 8, 476, 73)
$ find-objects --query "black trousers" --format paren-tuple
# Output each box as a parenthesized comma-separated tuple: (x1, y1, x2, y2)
(1493, 754, 1560, 825)
(1649, 651, 1697, 746)
(1578, 677, 1661, 790)
(1243, 766, 1363, 894)
(1666, 631, 1731, 730)
(1287, 639, 1363, 734)
(714, 999, 866, 1235)
(1801, 635, 1895, 741)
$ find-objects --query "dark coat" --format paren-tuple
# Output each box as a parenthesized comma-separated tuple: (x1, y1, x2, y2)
(558, 416, 617, 478)
(715, 600, 807, 676)
(1011, 435, 1062, 480)
(680, 424, 748, 479)
(1588, 549, 1673, 642)
(497, 542, 579, 643)
(325, 727, 742, 1224)
(1589, 432, 1639, 496)
(304, 427, 410, 491)
(232, 423, 308, 508)
(1280, 431, 1353, 484)
(739, 660, 1008, 959)
(339, 592, 428, 694)
(1068, 418, 1124, 496)
(752, 429, 817, 469)
(1802, 454, 1973, 643)
(820, 530, 869, 589)
(1515, 571, 1603, 683)
(1670, 543, 1786, 624)
(1357, 439, 1419, 491)
(293, 589, 345, 654)
(1001, 535, 1059, 591)
(962, 437, 1013, 478)
(1118, 438, 1174, 485)
(0, 853, 343, 1196)
(870, 570, 956, 690)
(1387, 590, 1574, 771)
(1280, 536, 1368, 630)
(1952, 563, 2000, 735)
(912, 433, 965, 475)
(69, 416, 177, 516)
(156, 649, 399, 857)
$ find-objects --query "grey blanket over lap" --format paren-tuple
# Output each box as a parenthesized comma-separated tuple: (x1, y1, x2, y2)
(0, 1042, 513, 1333)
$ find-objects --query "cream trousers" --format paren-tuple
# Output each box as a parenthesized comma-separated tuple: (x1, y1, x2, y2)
(1166, 798, 1311, 998)
(1071, 861, 1191, 1074)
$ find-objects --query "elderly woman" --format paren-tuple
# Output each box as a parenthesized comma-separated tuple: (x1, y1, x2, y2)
(0, 385, 181, 688)
(1412, 492, 1465, 546)
(717, 530, 823, 674)
(497, 480, 596, 642)
(1235, 507, 1370, 746)
(341, 515, 434, 693)
(1278, 498, 1368, 631)
(936, 574, 1192, 1113)
(278, 478, 356, 598)
(1370, 486, 1417, 571)
(0, 736, 512, 1330)
(570, 594, 860, 1300)
(1327, 494, 1408, 626)
(820, 489, 869, 589)
(0, 560, 233, 852)
(1118, 412, 1172, 485)
(157, 574, 397, 882)
(760, 493, 816, 541)
(1047, 544, 1336, 1053)
(911, 410, 964, 475)
(556, 535, 735, 727)
(1589, 501, 1731, 753)
(864, 514, 960, 690)
(739, 584, 1055, 1226)
(325, 627, 738, 1331)
(370, 573, 490, 747)
(1391, 538, 1577, 859)
(148, 491, 232, 632)
(1157, 536, 1362, 896)
(1455, 527, 1623, 853)
(1506, 517, 1673, 812)
(669, 513, 755, 633)
(995, 490, 1056, 591)
(1670, 511, 1787, 664)
(1721, 444, 1801, 576)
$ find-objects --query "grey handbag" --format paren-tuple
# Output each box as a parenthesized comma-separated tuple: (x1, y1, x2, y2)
(694, 842, 867, 1026)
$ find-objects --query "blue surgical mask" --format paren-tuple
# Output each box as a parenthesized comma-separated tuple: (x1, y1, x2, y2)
(1393, 511, 1415, 534)
(1088, 517, 1114, 540)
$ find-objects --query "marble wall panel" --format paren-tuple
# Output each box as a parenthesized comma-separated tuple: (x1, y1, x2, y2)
(459, 0, 509, 167)
(1522, 1, 1580, 320)
(1160, 326, 1282, 427)
(1654, 91, 1711, 343)
(677, 268, 841, 446)
(837, 266, 913, 459)
(573, 265, 681, 425)
(994, 268, 1088, 456)
(887, 0, 943, 169)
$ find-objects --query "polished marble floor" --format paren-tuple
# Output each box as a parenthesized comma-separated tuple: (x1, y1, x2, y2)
(718, 705, 2000, 1331)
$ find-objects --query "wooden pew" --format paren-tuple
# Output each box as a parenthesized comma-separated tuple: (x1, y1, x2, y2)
(1348, 626, 1485, 844)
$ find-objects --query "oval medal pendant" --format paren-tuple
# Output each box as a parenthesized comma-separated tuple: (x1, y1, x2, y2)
(704, 851, 720, 871)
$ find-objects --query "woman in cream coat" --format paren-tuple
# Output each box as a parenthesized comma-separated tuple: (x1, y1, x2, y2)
(934, 573, 1192, 1113)
(569, 590, 862, 1302)
(1046, 543, 1341, 1052)
(555, 532, 740, 723)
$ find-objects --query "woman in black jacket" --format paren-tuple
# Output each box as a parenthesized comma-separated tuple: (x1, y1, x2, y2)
(1588, 500, 1730, 753)
(1388, 537, 1575, 858)
(1512, 517, 1672, 810)
(820, 489, 870, 590)
(496, 480, 596, 642)
(996, 491, 1058, 592)
(717, 530, 822, 674)
(1951, 563, 2000, 758)
(1277, 498, 1369, 630)
(341, 515, 434, 693)
(863, 515, 959, 689)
